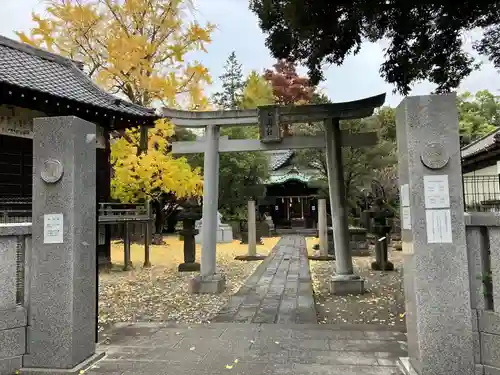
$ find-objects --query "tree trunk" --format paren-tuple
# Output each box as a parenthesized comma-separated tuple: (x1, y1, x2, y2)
(152, 199, 165, 245)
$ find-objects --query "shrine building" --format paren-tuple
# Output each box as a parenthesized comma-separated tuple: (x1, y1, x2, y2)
(261, 150, 323, 229)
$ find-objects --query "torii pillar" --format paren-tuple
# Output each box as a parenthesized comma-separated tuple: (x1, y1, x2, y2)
(188, 124, 226, 293)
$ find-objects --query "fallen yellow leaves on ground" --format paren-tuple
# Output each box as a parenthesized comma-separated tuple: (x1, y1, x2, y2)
(309, 245, 406, 327)
(108, 235, 280, 269)
(98, 235, 280, 331)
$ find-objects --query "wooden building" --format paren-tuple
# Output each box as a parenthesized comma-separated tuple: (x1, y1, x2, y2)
(261, 150, 323, 229)
(0, 35, 159, 264)
(461, 129, 500, 211)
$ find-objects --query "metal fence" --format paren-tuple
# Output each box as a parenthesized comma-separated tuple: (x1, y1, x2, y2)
(463, 175, 500, 212)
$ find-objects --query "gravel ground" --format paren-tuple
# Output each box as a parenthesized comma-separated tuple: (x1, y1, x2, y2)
(98, 237, 279, 332)
(310, 246, 406, 329)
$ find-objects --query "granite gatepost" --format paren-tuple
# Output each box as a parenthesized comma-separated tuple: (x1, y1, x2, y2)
(23, 116, 102, 372)
(396, 95, 474, 375)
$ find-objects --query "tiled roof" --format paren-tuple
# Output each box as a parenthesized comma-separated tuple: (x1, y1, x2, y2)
(461, 128, 500, 159)
(266, 171, 312, 185)
(267, 150, 294, 170)
(0, 36, 157, 121)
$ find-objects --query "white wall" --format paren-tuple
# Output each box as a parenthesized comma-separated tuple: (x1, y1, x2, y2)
(463, 163, 499, 177)
(0, 105, 106, 149)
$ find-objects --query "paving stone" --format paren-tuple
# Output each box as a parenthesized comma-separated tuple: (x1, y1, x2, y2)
(292, 363, 401, 375)
(363, 331, 407, 341)
(329, 339, 407, 354)
(253, 338, 329, 351)
(287, 350, 380, 365)
(291, 329, 367, 340)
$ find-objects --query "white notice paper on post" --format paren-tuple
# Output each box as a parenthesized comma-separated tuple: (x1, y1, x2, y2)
(401, 184, 410, 207)
(402, 207, 412, 230)
(425, 209, 452, 244)
(424, 175, 450, 209)
(44, 213, 64, 244)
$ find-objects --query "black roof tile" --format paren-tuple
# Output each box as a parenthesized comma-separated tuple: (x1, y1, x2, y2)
(0, 35, 158, 122)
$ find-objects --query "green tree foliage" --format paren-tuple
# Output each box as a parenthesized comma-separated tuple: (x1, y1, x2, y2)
(295, 90, 499, 211)
(458, 90, 500, 145)
(211, 51, 245, 110)
(295, 101, 397, 208)
(249, 0, 500, 95)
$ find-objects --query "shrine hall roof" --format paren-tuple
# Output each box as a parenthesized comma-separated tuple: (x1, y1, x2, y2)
(268, 150, 294, 171)
(0, 35, 158, 129)
(461, 128, 500, 159)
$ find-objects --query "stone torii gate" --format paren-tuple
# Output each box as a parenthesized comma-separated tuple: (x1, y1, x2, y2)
(164, 93, 386, 294)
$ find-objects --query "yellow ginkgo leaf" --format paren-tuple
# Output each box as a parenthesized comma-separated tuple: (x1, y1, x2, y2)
(225, 365, 233, 370)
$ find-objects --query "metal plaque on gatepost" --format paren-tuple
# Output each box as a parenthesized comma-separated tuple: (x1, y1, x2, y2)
(258, 106, 281, 143)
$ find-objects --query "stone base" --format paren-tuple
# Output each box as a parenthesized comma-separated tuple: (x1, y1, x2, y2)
(178, 262, 201, 272)
(188, 274, 226, 294)
(122, 261, 134, 271)
(152, 233, 165, 245)
(371, 261, 395, 271)
(20, 352, 105, 374)
(393, 241, 403, 251)
(329, 275, 365, 295)
(397, 358, 419, 375)
(234, 254, 267, 261)
(195, 225, 234, 244)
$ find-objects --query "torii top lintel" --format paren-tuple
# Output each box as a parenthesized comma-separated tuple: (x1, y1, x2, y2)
(161, 93, 386, 128)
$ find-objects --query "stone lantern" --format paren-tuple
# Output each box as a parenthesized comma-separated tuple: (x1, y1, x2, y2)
(361, 197, 395, 271)
(177, 199, 202, 272)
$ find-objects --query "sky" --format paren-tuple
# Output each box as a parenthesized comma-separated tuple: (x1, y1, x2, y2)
(1, 0, 500, 107)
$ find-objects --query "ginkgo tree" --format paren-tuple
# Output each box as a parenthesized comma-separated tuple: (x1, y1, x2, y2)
(110, 118, 202, 207)
(19, 0, 213, 241)
(18, 0, 212, 108)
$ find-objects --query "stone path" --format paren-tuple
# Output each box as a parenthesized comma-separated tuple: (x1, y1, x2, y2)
(88, 322, 406, 375)
(214, 235, 317, 324)
(85, 235, 406, 374)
